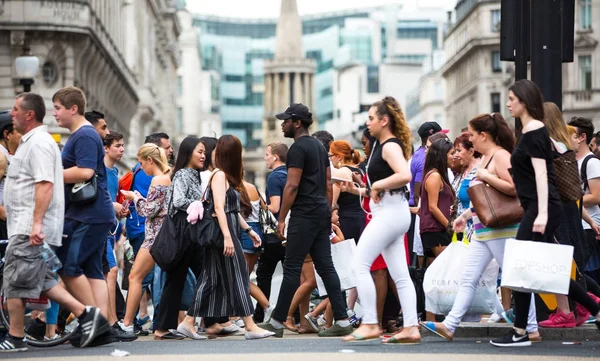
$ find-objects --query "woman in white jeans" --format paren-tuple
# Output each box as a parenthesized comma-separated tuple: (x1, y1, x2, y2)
(421, 113, 540, 341)
(341, 96, 419, 344)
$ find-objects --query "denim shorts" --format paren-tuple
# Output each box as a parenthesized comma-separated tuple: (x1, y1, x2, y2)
(241, 222, 263, 254)
(56, 219, 113, 280)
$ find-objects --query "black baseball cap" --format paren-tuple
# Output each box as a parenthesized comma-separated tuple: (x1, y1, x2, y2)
(417, 121, 448, 139)
(276, 103, 312, 122)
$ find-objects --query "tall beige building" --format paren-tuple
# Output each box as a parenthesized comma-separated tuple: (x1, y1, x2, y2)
(262, 0, 316, 145)
(442, 0, 600, 136)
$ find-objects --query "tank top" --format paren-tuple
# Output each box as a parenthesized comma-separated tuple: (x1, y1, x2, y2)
(367, 138, 404, 184)
(419, 170, 453, 233)
(337, 166, 363, 215)
(246, 199, 261, 222)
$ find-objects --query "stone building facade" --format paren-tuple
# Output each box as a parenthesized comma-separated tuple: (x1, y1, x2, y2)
(0, 0, 180, 167)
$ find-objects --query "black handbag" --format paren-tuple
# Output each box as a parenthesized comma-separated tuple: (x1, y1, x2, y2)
(68, 173, 98, 205)
(150, 191, 190, 271)
(255, 186, 277, 236)
(190, 172, 224, 248)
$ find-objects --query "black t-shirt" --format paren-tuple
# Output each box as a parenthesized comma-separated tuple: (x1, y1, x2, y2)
(286, 135, 331, 218)
(510, 126, 561, 209)
(367, 138, 403, 184)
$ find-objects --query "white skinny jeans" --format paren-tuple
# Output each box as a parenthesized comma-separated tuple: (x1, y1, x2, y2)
(443, 238, 538, 333)
(353, 193, 417, 326)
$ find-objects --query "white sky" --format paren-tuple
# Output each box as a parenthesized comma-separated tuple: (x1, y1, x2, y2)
(186, 0, 455, 18)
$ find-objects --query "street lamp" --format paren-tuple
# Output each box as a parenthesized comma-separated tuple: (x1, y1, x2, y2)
(15, 40, 39, 93)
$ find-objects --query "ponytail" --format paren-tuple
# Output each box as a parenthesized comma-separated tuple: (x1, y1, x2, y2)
(372, 96, 412, 159)
(469, 113, 515, 153)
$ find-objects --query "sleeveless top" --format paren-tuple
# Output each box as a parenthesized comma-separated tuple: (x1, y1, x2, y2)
(337, 165, 363, 215)
(419, 170, 453, 234)
(246, 199, 261, 222)
(367, 138, 404, 184)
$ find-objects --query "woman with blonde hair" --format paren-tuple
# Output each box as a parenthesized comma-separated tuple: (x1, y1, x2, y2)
(342, 96, 419, 344)
(118, 144, 171, 335)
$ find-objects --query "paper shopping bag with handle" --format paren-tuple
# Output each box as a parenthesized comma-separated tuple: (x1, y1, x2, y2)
(501, 239, 573, 295)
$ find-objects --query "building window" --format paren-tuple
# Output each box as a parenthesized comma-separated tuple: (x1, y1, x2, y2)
(42, 62, 58, 86)
(224, 74, 244, 82)
(579, 55, 592, 90)
(367, 65, 379, 93)
(491, 10, 501, 32)
(580, 0, 592, 30)
(491, 93, 501, 113)
(336, 109, 341, 119)
(320, 87, 333, 98)
(491, 51, 502, 73)
(177, 76, 183, 97)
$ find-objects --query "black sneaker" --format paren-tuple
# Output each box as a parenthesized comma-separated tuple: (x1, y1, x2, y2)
(112, 323, 137, 342)
(134, 322, 149, 336)
(78, 306, 111, 348)
(24, 318, 46, 341)
(70, 327, 115, 348)
(0, 334, 27, 352)
(490, 329, 532, 347)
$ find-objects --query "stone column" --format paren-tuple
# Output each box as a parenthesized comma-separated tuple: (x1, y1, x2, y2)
(308, 74, 314, 110)
(283, 72, 291, 107)
(293, 72, 302, 104)
(273, 73, 280, 113)
(303, 73, 310, 108)
(264, 73, 272, 114)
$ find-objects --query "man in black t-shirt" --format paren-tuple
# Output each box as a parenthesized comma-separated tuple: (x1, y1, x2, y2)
(259, 103, 352, 338)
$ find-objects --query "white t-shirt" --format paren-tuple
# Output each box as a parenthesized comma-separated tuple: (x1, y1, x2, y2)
(578, 152, 600, 229)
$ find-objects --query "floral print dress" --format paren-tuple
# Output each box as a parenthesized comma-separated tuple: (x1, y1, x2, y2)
(134, 184, 169, 249)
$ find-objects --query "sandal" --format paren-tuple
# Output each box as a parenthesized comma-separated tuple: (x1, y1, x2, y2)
(383, 333, 421, 345)
(154, 331, 184, 340)
(342, 332, 380, 343)
(419, 321, 453, 341)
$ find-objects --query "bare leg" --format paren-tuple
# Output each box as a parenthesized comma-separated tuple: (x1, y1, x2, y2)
(42, 285, 85, 317)
(7, 299, 26, 338)
(311, 298, 329, 317)
(90, 279, 109, 319)
(347, 288, 358, 311)
(324, 303, 334, 328)
(122, 250, 155, 327)
(245, 253, 270, 309)
(287, 261, 317, 317)
(139, 292, 149, 320)
(501, 287, 512, 311)
(556, 295, 571, 314)
(372, 269, 388, 328)
(62, 276, 97, 308)
(106, 267, 119, 325)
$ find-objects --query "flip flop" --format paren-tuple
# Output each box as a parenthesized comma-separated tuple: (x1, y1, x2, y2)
(154, 331, 184, 340)
(342, 332, 380, 343)
(419, 321, 453, 341)
(383, 334, 421, 345)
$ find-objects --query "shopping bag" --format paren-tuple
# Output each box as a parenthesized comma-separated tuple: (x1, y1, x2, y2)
(423, 241, 499, 315)
(501, 239, 573, 295)
(315, 238, 356, 296)
(25, 296, 51, 311)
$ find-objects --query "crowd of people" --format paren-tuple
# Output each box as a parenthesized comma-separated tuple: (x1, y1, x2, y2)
(1, 79, 600, 353)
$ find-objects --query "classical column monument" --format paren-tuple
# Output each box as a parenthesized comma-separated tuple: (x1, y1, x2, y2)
(262, 0, 316, 145)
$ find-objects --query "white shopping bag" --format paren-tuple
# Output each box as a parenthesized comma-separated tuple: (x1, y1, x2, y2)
(423, 241, 499, 315)
(501, 239, 573, 295)
(315, 238, 356, 297)
(25, 296, 51, 311)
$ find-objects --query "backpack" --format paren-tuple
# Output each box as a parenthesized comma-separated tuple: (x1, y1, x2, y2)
(116, 165, 142, 204)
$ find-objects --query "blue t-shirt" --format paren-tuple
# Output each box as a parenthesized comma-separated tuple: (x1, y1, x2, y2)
(265, 165, 287, 220)
(125, 163, 153, 238)
(62, 125, 114, 224)
(409, 146, 426, 206)
(106, 166, 119, 202)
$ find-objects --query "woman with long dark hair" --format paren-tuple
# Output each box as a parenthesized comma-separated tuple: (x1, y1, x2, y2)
(153, 136, 206, 340)
(419, 138, 455, 260)
(490, 80, 600, 346)
(188, 135, 275, 340)
(342, 96, 419, 344)
(421, 113, 540, 343)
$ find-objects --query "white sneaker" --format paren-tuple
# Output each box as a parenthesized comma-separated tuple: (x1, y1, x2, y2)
(234, 318, 245, 328)
(264, 305, 275, 323)
(118, 321, 135, 335)
(488, 313, 503, 323)
(317, 315, 326, 327)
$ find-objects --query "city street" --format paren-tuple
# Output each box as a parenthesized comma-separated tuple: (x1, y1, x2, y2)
(8, 334, 600, 361)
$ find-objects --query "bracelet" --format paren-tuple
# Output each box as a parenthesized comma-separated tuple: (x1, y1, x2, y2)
(244, 227, 253, 234)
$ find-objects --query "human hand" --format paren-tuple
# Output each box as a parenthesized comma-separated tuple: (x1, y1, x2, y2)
(223, 236, 234, 257)
(277, 221, 286, 241)
(250, 230, 262, 248)
(30, 222, 45, 246)
(532, 213, 548, 234)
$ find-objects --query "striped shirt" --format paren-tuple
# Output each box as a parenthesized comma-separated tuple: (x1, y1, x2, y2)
(5, 125, 64, 246)
(469, 179, 518, 241)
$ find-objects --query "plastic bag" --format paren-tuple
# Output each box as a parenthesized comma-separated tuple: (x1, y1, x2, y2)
(423, 241, 499, 315)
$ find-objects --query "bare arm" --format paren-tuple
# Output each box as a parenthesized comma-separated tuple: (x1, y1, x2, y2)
(583, 178, 600, 207)
(582, 206, 595, 227)
(326, 167, 333, 206)
(64, 167, 95, 184)
(483, 151, 517, 196)
(531, 157, 549, 234)
(267, 196, 281, 214)
(31, 181, 53, 245)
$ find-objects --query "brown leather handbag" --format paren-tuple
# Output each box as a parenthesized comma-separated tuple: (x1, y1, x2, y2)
(467, 155, 523, 228)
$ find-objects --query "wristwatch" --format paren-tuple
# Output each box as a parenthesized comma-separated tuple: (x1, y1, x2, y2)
(244, 227, 253, 234)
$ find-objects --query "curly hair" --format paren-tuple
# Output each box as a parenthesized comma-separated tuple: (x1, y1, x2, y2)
(372, 96, 412, 159)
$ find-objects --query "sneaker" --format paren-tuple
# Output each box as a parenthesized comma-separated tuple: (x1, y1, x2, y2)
(317, 315, 327, 327)
(134, 322, 149, 336)
(585, 315, 597, 324)
(264, 304, 275, 323)
(24, 318, 46, 341)
(539, 309, 576, 328)
(502, 309, 516, 324)
(303, 313, 320, 332)
(488, 313, 503, 323)
(575, 303, 591, 327)
(78, 306, 111, 348)
(317, 323, 353, 337)
(234, 318, 245, 328)
(112, 323, 137, 342)
(44, 334, 61, 341)
(256, 323, 284, 338)
(490, 329, 531, 347)
(0, 334, 27, 352)
(347, 310, 360, 328)
(70, 328, 115, 348)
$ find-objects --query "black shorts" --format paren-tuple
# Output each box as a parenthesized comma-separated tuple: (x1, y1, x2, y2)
(420, 231, 451, 256)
